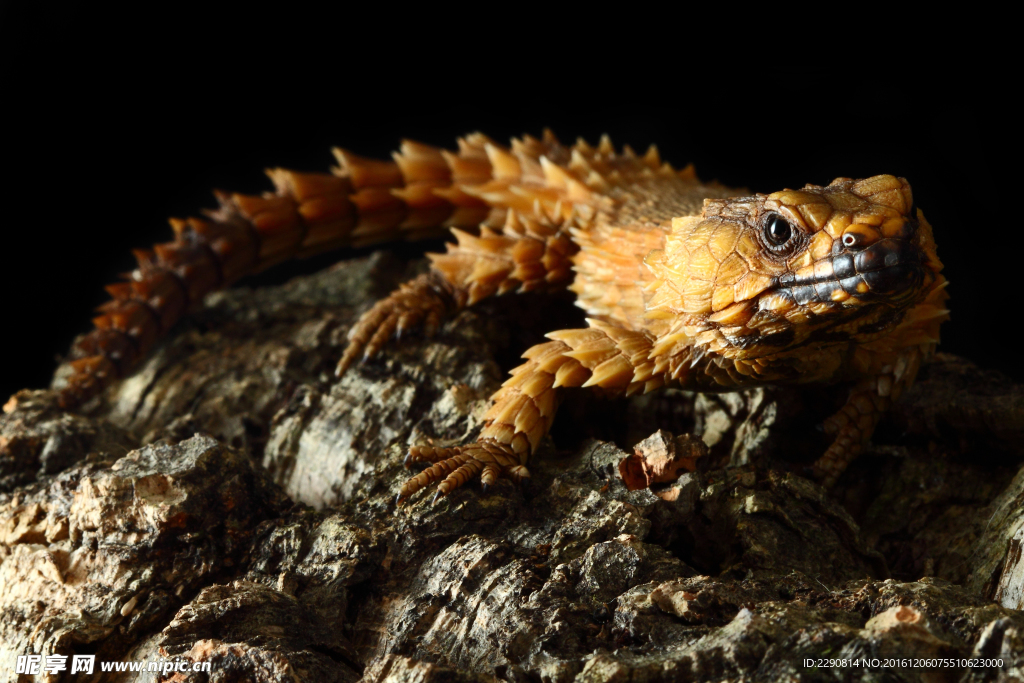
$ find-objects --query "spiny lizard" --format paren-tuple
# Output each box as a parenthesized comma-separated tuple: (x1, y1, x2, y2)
(54, 131, 949, 501)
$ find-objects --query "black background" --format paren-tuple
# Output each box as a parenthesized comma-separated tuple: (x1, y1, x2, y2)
(0, 6, 1009, 401)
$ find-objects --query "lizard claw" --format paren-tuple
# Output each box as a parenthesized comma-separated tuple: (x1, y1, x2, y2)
(395, 440, 526, 504)
(336, 273, 454, 377)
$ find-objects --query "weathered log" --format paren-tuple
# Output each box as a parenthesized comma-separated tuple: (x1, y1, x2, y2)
(2, 252, 1023, 682)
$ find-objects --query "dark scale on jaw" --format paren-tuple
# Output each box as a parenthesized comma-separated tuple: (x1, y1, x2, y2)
(832, 253, 856, 280)
(863, 266, 920, 294)
(855, 245, 889, 273)
(863, 269, 902, 292)
(814, 280, 836, 301)
(840, 275, 863, 296)
(791, 284, 818, 305)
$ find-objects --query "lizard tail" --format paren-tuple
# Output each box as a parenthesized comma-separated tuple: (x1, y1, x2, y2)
(54, 130, 667, 408)
(54, 137, 500, 409)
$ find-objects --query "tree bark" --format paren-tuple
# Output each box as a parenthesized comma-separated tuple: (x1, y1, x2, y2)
(2, 252, 1023, 682)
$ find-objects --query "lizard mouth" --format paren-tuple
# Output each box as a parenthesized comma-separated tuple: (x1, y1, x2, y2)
(776, 237, 925, 306)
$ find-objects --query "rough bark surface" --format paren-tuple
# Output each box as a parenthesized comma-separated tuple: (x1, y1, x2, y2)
(2, 252, 1023, 682)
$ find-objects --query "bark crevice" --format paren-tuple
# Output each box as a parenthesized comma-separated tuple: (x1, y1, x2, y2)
(2, 252, 1023, 682)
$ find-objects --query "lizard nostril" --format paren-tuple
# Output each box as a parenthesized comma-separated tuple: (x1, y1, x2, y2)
(842, 233, 863, 249)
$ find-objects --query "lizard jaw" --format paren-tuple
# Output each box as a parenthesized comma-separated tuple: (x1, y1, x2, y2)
(778, 233, 926, 308)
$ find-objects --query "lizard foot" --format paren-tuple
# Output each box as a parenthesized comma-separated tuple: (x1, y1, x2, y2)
(336, 273, 459, 377)
(811, 386, 887, 487)
(396, 440, 529, 505)
(810, 440, 861, 489)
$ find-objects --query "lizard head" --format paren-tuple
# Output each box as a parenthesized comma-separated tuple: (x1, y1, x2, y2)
(645, 174, 947, 368)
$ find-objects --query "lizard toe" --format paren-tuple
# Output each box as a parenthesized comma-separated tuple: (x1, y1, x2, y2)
(396, 440, 523, 505)
(337, 273, 454, 378)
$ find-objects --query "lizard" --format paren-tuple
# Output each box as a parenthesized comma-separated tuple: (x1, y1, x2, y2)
(52, 130, 949, 503)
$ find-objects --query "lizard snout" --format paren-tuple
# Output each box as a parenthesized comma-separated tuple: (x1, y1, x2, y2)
(845, 237, 924, 296)
(782, 234, 924, 306)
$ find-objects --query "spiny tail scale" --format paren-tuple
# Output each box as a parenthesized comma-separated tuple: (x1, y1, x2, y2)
(55, 137, 497, 408)
(55, 132, 677, 409)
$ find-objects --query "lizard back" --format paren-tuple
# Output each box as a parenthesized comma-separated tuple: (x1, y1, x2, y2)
(570, 173, 745, 333)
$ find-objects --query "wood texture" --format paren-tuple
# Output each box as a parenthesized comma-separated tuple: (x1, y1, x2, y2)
(1, 255, 1021, 682)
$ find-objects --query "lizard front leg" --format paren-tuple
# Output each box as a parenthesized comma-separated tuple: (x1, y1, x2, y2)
(811, 347, 924, 487)
(338, 220, 576, 376)
(397, 319, 661, 504)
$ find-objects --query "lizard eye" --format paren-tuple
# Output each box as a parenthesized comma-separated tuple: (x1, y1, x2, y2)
(764, 214, 794, 247)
